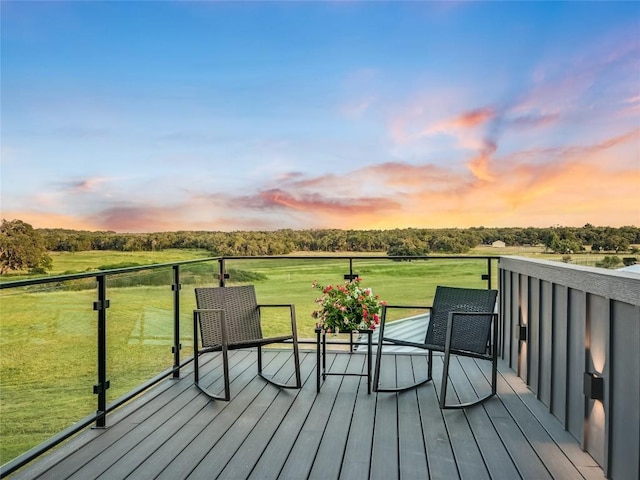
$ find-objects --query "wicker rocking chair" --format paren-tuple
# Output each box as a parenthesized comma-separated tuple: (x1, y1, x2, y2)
(373, 286, 498, 409)
(193, 285, 302, 401)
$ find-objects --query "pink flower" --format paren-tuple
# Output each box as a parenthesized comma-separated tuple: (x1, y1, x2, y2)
(311, 278, 385, 333)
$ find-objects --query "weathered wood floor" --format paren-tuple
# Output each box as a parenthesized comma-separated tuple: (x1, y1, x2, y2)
(10, 349, 605, 479)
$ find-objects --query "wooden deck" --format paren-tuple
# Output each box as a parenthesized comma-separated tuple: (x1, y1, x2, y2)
(10, 349, 606, 480)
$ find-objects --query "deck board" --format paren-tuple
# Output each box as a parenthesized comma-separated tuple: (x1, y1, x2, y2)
(9, 349, 606, 480)
(309, 355, 362, 480)
(396, 357, 428, 480)
(337, 369, 376, 480)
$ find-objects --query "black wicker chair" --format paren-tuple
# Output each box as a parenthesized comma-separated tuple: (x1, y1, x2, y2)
(373, 286, 498, 409)
(193, 285, 301, 401)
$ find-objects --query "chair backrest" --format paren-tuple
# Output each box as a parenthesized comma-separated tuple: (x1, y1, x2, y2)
(195, 285, 263, 348)
(424, 286, 498, 354)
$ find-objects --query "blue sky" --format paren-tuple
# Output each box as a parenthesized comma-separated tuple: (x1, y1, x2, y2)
(2, 1, 639, 232)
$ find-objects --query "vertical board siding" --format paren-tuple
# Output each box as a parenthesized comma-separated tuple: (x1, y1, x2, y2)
(567, 288, 585, 444)
(498, 256, 640, 480)
(552, 284, 568, 425)
(539, 280, 553, 407)
(529, 277, 540, 394)
(501, 270, 512, 364)
(609, 301, 640, 480)
(518, 273, 528, 382)
(511, 271, 519, 369)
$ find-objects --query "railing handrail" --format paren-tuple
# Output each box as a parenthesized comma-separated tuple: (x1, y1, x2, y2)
(0, 256, 221, 289)
(499, 255, 640, 305)
(0, 254, 499, 289)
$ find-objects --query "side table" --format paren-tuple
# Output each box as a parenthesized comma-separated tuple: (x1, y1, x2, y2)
(316, 328, 373, 394)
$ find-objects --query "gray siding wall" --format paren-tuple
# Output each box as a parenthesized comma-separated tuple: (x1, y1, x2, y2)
(499, 256, 640, 480)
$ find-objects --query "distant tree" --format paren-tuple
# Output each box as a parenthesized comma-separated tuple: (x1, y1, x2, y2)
(0, 219, 53, 274)
(596, 256, 622, 269)
(544, 229, 583, 254)
(387, 238, 431, 260)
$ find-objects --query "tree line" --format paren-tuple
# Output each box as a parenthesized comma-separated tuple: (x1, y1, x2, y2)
(2, 219, 639, 274)
(36, 223, 640, 255)
(37, 224, 640, 256)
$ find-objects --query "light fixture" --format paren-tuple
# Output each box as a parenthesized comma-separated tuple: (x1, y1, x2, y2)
(518, 324, 527, 341)
(583, 372, 604, 401)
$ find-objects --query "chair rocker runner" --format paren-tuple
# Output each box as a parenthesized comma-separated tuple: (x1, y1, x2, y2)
(373, 285, 498, 409)
(193, 285, 302, 401)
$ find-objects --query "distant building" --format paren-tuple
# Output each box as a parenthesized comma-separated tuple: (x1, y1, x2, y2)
(492, 240, 506, 248)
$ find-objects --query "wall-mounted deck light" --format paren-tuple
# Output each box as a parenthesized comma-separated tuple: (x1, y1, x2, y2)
(518, 324, 527, 341)
(583, 372, 604, 401)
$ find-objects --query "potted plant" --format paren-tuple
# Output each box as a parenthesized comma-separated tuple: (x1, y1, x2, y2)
(311, 277, 386, 333)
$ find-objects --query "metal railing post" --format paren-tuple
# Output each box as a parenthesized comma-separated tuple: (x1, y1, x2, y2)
(343, 257, 358, 281)
(172, 265, 181, 378)
(218, 258, 227, 286)
(480, 257, 493, 289)
(93, 274, 110, 428)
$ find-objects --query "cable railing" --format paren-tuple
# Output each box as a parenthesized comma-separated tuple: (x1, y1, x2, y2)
(0, 254, 498, 477)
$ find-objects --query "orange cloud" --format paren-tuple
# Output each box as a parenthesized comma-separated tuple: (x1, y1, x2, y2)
(10, 125, 638, 233)
(450, 107, 496, 128)
(466, 140, 498, 182)
(1, 211, 104, 232)
(240, 188, 401, 215)
(352, 162, 460, 190)
(340, 127, 640, 230)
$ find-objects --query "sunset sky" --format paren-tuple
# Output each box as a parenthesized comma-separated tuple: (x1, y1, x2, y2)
(1, 1, 639, 233)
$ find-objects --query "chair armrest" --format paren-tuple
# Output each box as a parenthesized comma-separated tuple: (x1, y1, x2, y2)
(381, 304, 432, 322)
(383, 305, 432, 311)
(256, 303, 296, 317)
(378, 305, 432, 344)
(256, 304, 298, 339)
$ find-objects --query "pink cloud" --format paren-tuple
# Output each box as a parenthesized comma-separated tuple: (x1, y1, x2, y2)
(450, 108, 496, 129)
(239, 188, 401, 215)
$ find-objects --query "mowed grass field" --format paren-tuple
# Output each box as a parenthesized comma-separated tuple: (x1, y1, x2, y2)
(0, 246, 608, 463)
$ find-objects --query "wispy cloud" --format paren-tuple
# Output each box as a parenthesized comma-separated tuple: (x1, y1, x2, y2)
(57, 177, 110, 193)
(238, 188, 400, 215)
